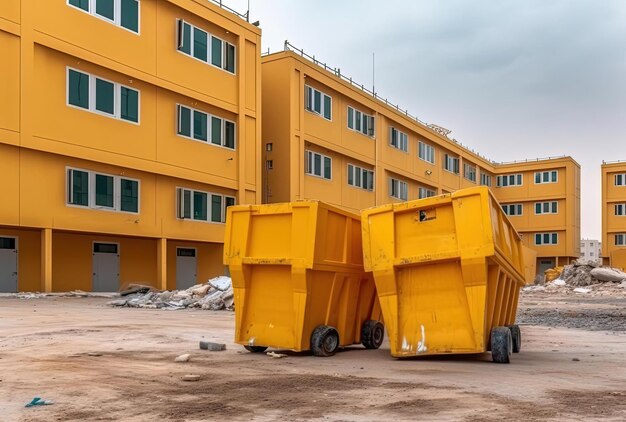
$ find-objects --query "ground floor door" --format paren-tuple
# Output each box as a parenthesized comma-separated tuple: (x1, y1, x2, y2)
(0, 237, 18, 293)
(176, 248, 197, 290)
(92, 242, 120, 292)
(537, 258, 555, 276)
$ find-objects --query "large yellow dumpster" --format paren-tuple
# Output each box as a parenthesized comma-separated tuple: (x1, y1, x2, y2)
(224, 201, 383, 357)
(361, 186, 525, 363)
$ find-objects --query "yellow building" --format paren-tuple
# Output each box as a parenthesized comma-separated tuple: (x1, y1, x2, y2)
(601, 161, 626, 269)
(261, 48, 580, 276)
(0, 0, 261, 292)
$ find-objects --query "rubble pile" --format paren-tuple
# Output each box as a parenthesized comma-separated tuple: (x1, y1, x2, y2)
(108, 276, 234, 311)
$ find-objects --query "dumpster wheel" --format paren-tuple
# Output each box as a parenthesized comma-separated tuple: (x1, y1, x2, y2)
(491, 326, 513, 363)
(361, 320, 384, 349)
(244, 345, 268, 353)
(311, 325, 340, 357)
(507, 324, 521, 353)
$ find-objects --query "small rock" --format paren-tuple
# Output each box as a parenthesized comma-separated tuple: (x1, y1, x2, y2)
(182, 374, 200, 382)
(108, 299, 127, 307)
(266, 351, 288, 359)
(572, 358, 580, 362)
(590, 267, 626, 282)
(573, 287, 591, 294)
(199, 341, 226, 351)
(174, 354, 191, 362)
(87, 352, 102, 357)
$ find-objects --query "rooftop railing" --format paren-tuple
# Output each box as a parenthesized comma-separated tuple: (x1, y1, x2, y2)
(209, 0, 249, 22)
(498, 155, 568, 165)
(602, 160, 626, 165)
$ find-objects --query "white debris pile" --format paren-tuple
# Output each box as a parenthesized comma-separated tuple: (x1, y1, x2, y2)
(108, 276, 234, 311)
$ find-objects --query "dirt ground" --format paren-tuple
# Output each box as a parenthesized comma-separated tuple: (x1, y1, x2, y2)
(1, 291, 625, 422)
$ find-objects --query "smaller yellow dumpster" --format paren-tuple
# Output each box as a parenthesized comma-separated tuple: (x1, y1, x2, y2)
(361, 187, 525, 363)
(224, 201, 382, 357)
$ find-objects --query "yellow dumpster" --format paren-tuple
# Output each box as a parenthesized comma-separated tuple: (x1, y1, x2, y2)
(361, 186, 525, 363)
(224, 201, 383, 357)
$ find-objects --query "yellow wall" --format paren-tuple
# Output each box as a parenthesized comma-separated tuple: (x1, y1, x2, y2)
(261, 52, 580, 270)
(0, 0, 261, 291)
(602, 162, 626, 265)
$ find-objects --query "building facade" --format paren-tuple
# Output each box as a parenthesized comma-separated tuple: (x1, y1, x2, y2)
(0, 0, 261, 293)
(580, 239, 601, 264)
(601, 161, 626, 269)
(261, 50, 580, 276)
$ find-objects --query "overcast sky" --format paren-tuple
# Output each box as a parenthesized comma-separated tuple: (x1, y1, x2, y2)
(225, 0, 626, 239)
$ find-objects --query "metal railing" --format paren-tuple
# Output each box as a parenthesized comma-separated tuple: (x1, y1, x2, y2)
(498, 155, 568, 165)
(603, 160, 626, 165)
(209, 0, 249, 22)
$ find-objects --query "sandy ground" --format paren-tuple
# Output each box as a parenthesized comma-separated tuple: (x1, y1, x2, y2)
(1, 292, 625, 422)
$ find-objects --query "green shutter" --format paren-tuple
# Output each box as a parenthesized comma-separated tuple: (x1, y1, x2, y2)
(211, 195, 222, 222)
(95, 0, 114, 20)
(68, 69, 89, 109)
(224, 121, 235, 149)
(95, 78, 115, 115)
(179, 22, 191, 54)
(193, 191, 207, 221)
(211, 36, 222, 67)
(193, 111, 207, 141)
(323, 157, 331, 179)
(120, 0, 139, 32)
(211, 116, 222, 145)
(535, 234, 541, 245)
(182, 190, 191, 219)
(323, 95, 331, 119)
(224, 197, 235, 222)
(177, 105, 191, 137)
(69, 0, 89, 11)
(225, 43, 235, 73)
(71, 170, 89, 206)
(120, 179, 139, 212)
(120, 87, 139, 122)
(95, 174, 114, 208)
(347, 165, 354, 185)
(313, 90, 321, 114)
(348, 107, 354, 129)
(193, 28, 208, 62)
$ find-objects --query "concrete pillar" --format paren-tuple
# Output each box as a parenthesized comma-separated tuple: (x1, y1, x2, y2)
(41, 228, 52, 292)
(157, 238, 167, 290)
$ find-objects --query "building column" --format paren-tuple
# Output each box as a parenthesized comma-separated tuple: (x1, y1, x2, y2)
(41, 228, 52, 292)
(157, 238, 167, 291)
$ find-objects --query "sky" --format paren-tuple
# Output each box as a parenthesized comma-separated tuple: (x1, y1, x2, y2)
(223, 0, 626, 239)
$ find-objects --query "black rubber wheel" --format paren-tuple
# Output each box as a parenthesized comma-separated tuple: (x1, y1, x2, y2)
(507, 324, 521, 353)
(244, 345, 268, 353)
(310, 325, 340, 357)
(361, 320, 384, 349)
(491, 326, 512, 363)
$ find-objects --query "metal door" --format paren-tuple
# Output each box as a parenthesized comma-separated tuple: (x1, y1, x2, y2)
(537, 259, 555, 276)
(176, 248, 197, 290)
(0, 237, 18, 293)
(92, 242, 120, 292)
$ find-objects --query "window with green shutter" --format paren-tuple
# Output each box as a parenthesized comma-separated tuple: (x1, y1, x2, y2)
(69, 0, 89, 12)
(120, 178, 139, 213)
(177, 105, 191, 137)
(68, 69, 89, 109)
(211, 36, 222, 67)
(211, 116, 222, 145)
(95, 0, 115, 21)
(95, 174, 114, 208)
(69, 169, 89, 206)
(193, 111, 207, 141)
(193, 191, 208, 221)
(120, 0, 139, 32)
(211, 195, 222, 222)
(224, 121, 235, 149)
(95, 78, 115, 115)
(120, 87, 139, 123)
(193, 27, 208, 62)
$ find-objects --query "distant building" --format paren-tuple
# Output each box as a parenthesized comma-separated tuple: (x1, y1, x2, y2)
(580, 239, 602, 264)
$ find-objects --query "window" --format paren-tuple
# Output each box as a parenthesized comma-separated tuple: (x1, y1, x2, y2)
(347, 106, 375, 137)
(418, 187, 436, 199)
(480, 173, 492, 187)
(67, 68, 139, 123)
(496, 174, 523, 187)
(68, 0, 139, 33)
(502, 204, 523, 216)
(616, 234, 626, 246)
(177, 20, 236, 74)
(615, 174, 626, 186)
(418, 141, 435, 164)
(390, 127, 408, 152)
(67, 168, 139, 213)
(347, 164, 374, 191)
(390, 178, 408, 201)
(535, 201, 558, 215)
(177, 188, 234, 223)
(305, 85, 332, 120)
(616, 204, 626, 216)
(443, 154, 459, 174)
(535, 232, 558, 245)
(463, 163, 476, 182)
(305, 151, 332, 180)
(534, 170, 558, 184)
(177, 105, 236, 149)
(266, 160, 273, 170)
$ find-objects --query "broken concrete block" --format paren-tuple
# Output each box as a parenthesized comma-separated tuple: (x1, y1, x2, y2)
(199, 341, 226, 351)
(208, 276, 232, 291)
(182, 374, 200, 382)
(108, 299, 127, 307)
(175, 354, 191, 362)
(590, 267, 626, 282)
(191, 284, 211, 296)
